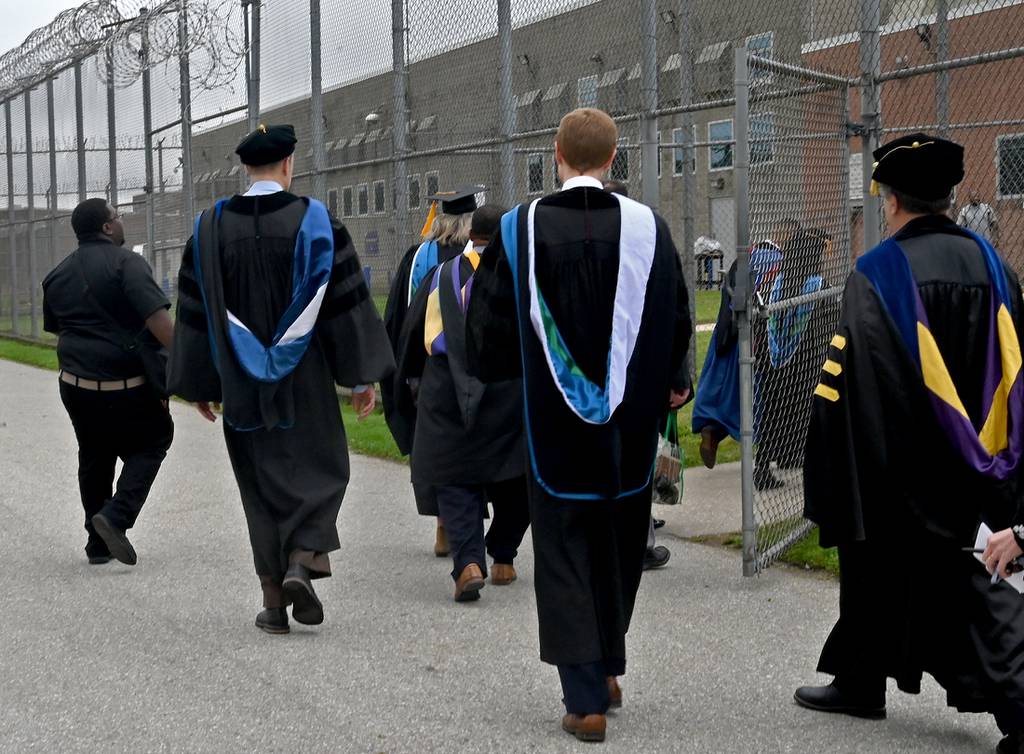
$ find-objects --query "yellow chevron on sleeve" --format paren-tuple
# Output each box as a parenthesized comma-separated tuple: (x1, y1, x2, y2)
(814, 383, 840, 403)
(830, 334, 847, 350)
(822, 359, 842, 377)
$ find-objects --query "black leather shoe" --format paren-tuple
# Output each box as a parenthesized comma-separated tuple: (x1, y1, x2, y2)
(653, 518, 666, 530)
(282, 564, 324, 625)
(91, 513, 137, 566)
(87, 554, 112, 565)
(255, 608, 290, 635)
(643, 545, 671, 571)
(998, 733, 1024, 754)
(794, 682, 886, 719)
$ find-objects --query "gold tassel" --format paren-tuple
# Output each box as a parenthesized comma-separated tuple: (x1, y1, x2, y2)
(420, 201, 438, 239)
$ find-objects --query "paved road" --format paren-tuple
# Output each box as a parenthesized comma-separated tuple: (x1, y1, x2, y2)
(0, 359, 1003, 753)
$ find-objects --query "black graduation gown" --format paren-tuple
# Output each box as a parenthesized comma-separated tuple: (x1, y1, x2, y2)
(395, 252, 525, 494)
(168, 191, 394, 582)
(804, 215, 1024, 729)
(467, 186, 692, 668)
(382, 240, 465, 456)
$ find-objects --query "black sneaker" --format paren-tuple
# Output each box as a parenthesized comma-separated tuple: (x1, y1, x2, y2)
(91, 513, 137, 566)
(643, 545, 671, 571)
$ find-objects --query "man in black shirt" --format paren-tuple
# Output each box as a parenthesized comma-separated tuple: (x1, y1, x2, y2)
(42, 198, 175, 566)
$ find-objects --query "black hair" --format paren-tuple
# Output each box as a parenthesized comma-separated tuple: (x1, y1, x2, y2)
(779, 228, 827, 300)
(471, 204, 508, 242)
(603, 180, 629, 197)
(71, 198, 113, 240)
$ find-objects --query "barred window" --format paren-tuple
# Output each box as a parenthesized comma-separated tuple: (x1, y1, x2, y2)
(528, 154, 545, 194)
(342, 186, 353, 217)
(373, 180, 386, 214)
(751, 112, 774, 166)
(426, 171, 440, 198)
(577, 74, 599, 108)
(327, 188, 338, 216)
(708, 119, 734, 171)
(358, 184, 369, 216)
(611, 139, 629, 182)
(409, 174, 421, 210)
(672, 125, 697, 176)
(998, 135, 1024, 198)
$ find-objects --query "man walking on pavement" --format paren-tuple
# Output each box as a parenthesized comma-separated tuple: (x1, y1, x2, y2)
(42, 198, 175, 566)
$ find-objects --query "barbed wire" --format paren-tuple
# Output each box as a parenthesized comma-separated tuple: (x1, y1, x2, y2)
(0, 0, 248, 100)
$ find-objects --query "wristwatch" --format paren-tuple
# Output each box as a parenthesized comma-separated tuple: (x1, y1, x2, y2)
(1013, 524, 1024, 551)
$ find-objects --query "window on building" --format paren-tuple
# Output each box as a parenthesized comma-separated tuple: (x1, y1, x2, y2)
(751, 112, 775, 165)
(610, 139, 629, 182)
(577, 74, 599, 108)
(342, 186, 353, 217)
(746, 32, 774, 84)
(409, 174, 421, 209)
(426, 171, 440, 198)
(528, 154, 545, 194)
(708, 119, 734, 171)
(358, 183, 369, 216)
(999, 135, 1024, 198)
(373, 180, 386, 214)
(657, 131, 662, 178)
(327, 188, 338, 216)
(672, 125, 698, 176)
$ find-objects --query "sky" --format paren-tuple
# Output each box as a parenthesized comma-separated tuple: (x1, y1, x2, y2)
(1, 2, 84, 56)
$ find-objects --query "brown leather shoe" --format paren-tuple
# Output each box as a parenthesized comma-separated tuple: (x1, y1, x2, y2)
(607, 676, 622, 709)
(491, 563, 517, 585)
(434, 521, 450, 557)
(454, 563, 485, 602)
(699, 425, 723, 469)
(561, 714, 607, 742)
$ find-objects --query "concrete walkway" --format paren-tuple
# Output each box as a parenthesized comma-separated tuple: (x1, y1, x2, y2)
(0, 358, 1002, 753)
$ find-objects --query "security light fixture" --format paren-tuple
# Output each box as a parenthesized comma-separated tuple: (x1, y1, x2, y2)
(660, 10, 677, 26)
(517, 54, 531, 66)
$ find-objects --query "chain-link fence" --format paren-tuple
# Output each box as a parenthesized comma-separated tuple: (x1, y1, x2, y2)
(3, 0, 1024, 573)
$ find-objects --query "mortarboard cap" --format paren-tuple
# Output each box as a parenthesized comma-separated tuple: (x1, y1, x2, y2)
(426, 184, 486, 216)
(871, 132, 964, 201)
(235, 124, 298, 166)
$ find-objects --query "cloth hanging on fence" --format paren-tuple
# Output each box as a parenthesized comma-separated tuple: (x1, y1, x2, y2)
(767, 273, 824, 369)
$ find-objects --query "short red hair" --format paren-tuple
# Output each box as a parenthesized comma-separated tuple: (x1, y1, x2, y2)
(556, 108, 618, 172)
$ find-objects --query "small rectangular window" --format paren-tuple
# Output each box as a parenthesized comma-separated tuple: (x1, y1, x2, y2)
(342, 186, 353, 217)
(358, 183, 369, 216)
(577, 74, 599, 108)
(373, 180, 386, 214)
(528, 154, 545, 194)
(409, 174, 421, 210)
(998, 134, 1024, 198)
(327, 188, 338, 216)
(751, 112, 775, 166)
(747, 32, 774, 85)
(426, 171, 440, 198)
(610, 139, 629, 182)
(708, 120, 734, 171)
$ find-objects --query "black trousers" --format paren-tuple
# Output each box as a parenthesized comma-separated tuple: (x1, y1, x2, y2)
(436, 476, 531, 580)
(59, 381, 173, 555)
(558, 658, 626, 715)
(485, 475, 530, 565)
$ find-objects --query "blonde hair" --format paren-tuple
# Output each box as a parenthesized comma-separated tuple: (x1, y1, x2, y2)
(556, 108, 618, 172)
(428, 212, 472, 246)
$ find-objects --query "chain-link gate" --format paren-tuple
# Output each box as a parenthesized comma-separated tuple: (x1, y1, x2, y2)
(734, 48, 852, 575)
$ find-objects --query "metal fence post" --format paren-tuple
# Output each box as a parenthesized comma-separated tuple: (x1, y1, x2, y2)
(734, 46, 756, 577)
(860, 0, 882, 251)
(106, 47, 118, 205)
(46, 78, 58, 275)
(5, 100, 18, 334)
(639, 0, 659, 210)
(497, 0, 516, 207)
(25, 88, 38, 339)
(936, 0, 950, 138)
(310, 0, 327, 202)
(75, 61, 86, 202)
(141, 7, 157, 269)
(392, 0, 410, 260)
(179, 0, 196, 232)
(247, 0, 261, 134)
(678, 0, 698, 379)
